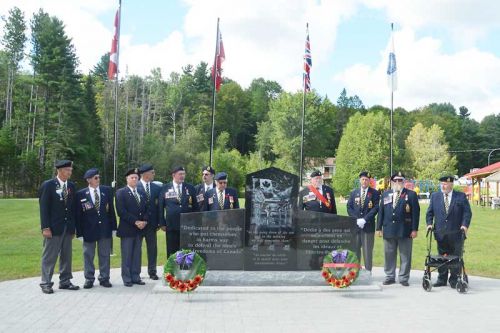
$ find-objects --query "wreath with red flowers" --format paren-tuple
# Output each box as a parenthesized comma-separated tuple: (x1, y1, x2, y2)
(164, 249, 207, 292)
(322, 249, 360, 288)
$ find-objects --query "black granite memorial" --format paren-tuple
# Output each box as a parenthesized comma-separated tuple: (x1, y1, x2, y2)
(179, 209, 245, 270)
(244, 167, 299, 270)
(294, 210, 357, 270)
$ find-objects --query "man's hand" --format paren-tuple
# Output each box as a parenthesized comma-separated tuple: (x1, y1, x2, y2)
(376, 230, 382, 237)
(160, 226, 167, 232)
(460, 226, 468, 234)
(410, 231, 418, 239)
(71, 233, 76, 239)
(426, 225, 433, 231)
(42, 228, 52, 238)
(356, 218, 366, 229)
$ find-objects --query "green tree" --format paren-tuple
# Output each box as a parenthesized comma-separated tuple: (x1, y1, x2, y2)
(405, 123, 457, 181)
(333, 112, 391, 195)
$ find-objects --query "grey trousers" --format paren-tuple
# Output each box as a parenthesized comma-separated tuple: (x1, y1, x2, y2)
(40, 227, 73, 287)
(142, 225, 158, 275)
(355, 231, 375, 271)
(83, 238, 112, 282)
(120, 236, 142, 284)
(383, 237, 413, 283)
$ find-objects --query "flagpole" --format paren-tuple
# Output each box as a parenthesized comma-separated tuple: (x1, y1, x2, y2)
(299, 23, 308, 187)
(112, 0, 122, 189)
(389, 22, 394, 176)
(209, 18, 220, 166)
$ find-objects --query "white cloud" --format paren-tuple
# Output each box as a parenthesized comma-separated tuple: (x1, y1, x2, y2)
(334, 28, 500, 120)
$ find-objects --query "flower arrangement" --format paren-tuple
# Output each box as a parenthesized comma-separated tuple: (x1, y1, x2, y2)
(322, 249, 360, 288)
(164, 249, 207, 292)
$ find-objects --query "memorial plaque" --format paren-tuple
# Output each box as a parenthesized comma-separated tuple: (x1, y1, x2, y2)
(180, 209, 245, 270)
(295, 211, 357, 270)
(244, 167, 299, 270)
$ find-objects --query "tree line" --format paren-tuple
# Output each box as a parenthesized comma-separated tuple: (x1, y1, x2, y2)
(1, 7, 499, 197)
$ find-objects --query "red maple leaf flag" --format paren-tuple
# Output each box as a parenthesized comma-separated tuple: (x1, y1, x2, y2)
(108, 8, 120, 80)
(212, 29, 225, 92)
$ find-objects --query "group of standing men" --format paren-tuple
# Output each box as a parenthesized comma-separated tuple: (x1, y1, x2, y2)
(301, 169, 472, 288)
(38, 160, 239, 293)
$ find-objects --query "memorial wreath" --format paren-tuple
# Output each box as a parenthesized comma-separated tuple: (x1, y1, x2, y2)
(164, 249, 207, 292)
(322, 249, 361, 288)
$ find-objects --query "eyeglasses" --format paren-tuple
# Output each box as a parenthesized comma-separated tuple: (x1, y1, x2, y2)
(393, 179, 404, 182)
(202, 173, 212, 176)
(93, 176, 100, 180)
(218, 181, 227, 184)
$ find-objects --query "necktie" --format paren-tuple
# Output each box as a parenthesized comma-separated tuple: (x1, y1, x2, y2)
(393, 191, 400, 208)
(62, 183, 68, 203)
(94, 188, 100, 212)
(445, 193, 449, 214)
(146, 183, 150, 202)
(177, 185, 182, 201)
(133, 189, 140, 206)
(361, 189, 366, 207)
(218, 190, 224, 209)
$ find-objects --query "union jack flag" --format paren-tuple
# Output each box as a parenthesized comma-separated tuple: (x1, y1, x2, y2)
(303, 24, 312, 92)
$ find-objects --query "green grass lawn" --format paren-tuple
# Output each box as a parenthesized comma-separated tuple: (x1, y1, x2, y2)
(0, 198, 499, 281)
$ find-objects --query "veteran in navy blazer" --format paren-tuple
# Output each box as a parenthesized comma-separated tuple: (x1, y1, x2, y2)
(116, 168, 149, 287)
(159, 166, 199, 257)
(376, 172, 420, 286)
(195, 166, 216, 211)
(137, 163, 162, 280)
(426, 175, 472, 288)
(75, 168, 116, 289)
(38, 160, 79, 294)
(347, 171, 380, 272)
(203, 172, 240, 211)
(298, 170, 337, 214)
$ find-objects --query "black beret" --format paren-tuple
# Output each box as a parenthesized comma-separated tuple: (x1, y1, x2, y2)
(138, 164, 154, 174)
(83, 168, 99, 179)
(391, 171, 405, 181)
(55, 160, 72, 169)
(215, 172, 227, 181)
(310, 170, 322, 178)
(359, 171, 371, 178)
(439, 175, 455, 182)
(125, 168, 139, 177)
(171, 166, 185, 174)
(202, 165, 215, 174)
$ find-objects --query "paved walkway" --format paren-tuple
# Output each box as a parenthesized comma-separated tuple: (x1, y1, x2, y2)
(0, 267, 499, 333)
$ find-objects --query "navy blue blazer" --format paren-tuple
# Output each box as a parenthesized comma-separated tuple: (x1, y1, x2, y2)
(38, 178, 77, 235)
(194, 182, 216, 211)
(426, 190, 472, 242)
(203, 187, 240, 211)
(158, 182, 198, 231)
(298, 185, 337, 214)
(75, 186, 117, 242)
(137, 181, 162, 227)
(116, 186, 149, 238)
(347, 187, 380, 232)
(376, 188, 420, 239)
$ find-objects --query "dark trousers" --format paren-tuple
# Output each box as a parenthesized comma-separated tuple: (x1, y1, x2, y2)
(437, 235, 463, 284)
(40, 227, 73, 287)
(142, 224, 158, 276)
(166, 230, 180, 258)
(120, 236, 142, 284)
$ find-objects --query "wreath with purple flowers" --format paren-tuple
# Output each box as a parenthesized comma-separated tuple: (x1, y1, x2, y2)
(322, 249, 360, 288)
(164, 249, 207, 292)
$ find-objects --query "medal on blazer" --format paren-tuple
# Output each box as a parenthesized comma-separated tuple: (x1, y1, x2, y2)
(106, 203, 109, 212)
(405, 196, 410, 213)
(229, 195, 234, 209)
(368, 201, 373, 209)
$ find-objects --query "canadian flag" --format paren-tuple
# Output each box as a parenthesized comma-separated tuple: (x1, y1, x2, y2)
(107, 8, 120, 80)
(211, 29, 225, 92)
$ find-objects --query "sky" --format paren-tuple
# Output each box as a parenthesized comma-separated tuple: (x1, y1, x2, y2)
(1, 0, 500, 121)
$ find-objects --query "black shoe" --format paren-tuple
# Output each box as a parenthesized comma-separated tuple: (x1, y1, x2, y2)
(41, 286, 54, 294)
(124, 282, 133, 287)
(433, 280, 447, 287)
(133, 280, 145, 285)
(383, 279, 396, 285)
(100, 280, 112, 288)
(400, 281, 409, 287)
(83, 281, 94, 289)
(150, 274, 159, 280)
(59, 283, 80, 290)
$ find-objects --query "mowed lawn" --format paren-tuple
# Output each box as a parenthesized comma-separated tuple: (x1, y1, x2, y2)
(0, 198, 499, 281)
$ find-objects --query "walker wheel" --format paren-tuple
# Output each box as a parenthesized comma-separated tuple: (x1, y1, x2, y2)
(422, 277, 432, 292)
(456, 281, 468, 294)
